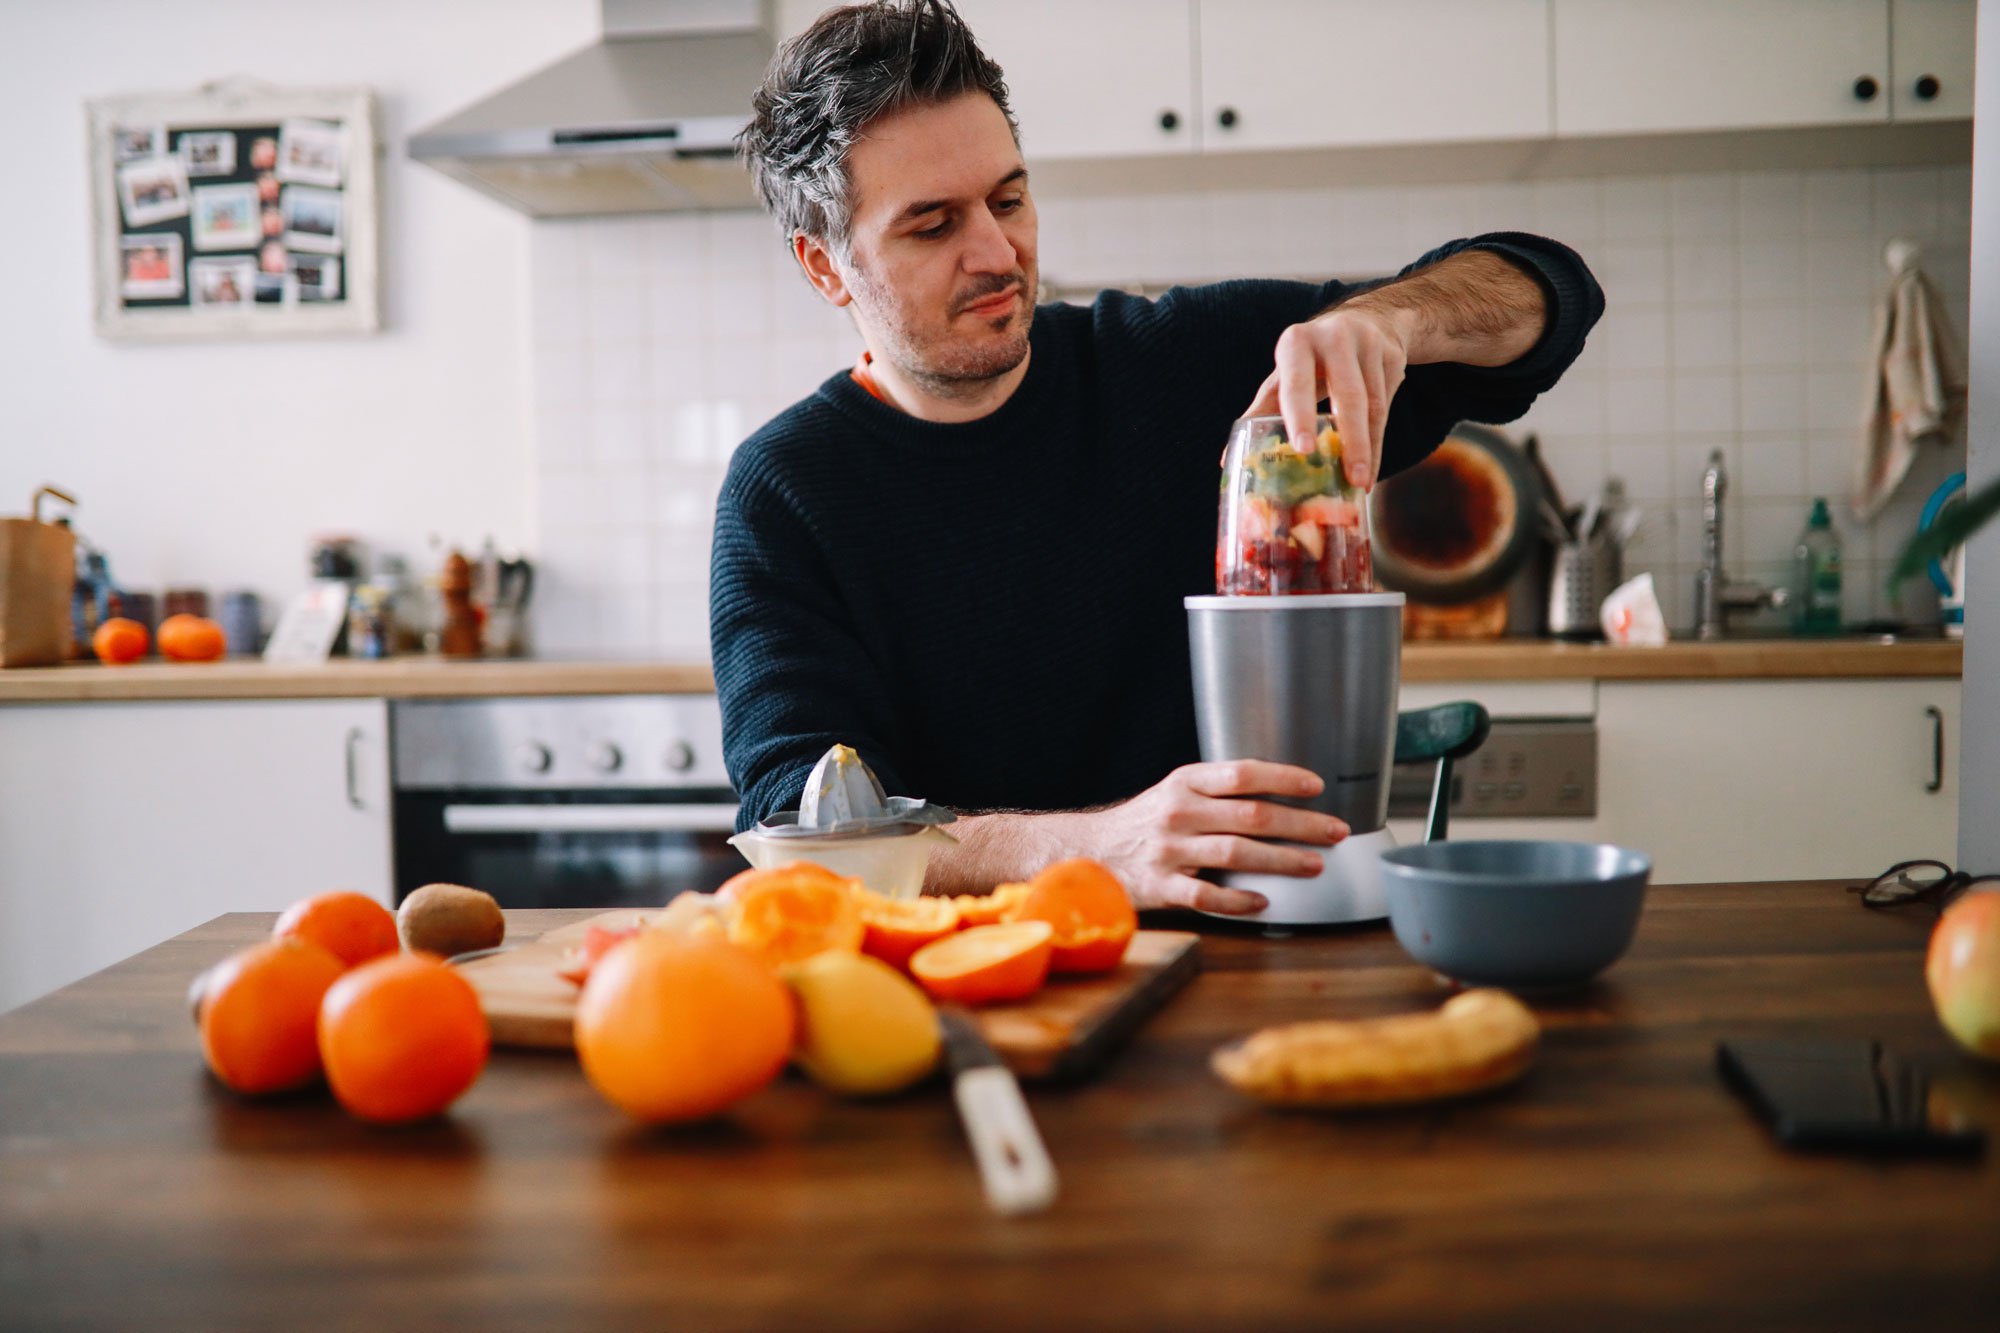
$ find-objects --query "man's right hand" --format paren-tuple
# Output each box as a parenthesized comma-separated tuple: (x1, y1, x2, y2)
(1071, 761, 1349, 915)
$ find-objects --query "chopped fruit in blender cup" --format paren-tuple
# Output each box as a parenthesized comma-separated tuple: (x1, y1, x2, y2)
(1216, 422, 1373, 594)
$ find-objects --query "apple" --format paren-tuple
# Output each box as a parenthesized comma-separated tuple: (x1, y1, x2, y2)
(1926, 889, 2000, 1060)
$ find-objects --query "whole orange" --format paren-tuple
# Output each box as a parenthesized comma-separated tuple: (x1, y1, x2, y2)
(274, 890, 400, 970)
(318, 953, 490, 1123)
(1005, 858, 1138, 974)
(575, 930, 795, 1123)
(91, 617, 149, 664)
(157, 613, 226, 662)
(198, 937, 346, 1094)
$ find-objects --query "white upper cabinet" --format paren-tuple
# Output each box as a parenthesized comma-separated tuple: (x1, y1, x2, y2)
(1890, 0, 1977, 120)
(1553, 0, 1891, 135)
(1198, 0, 1552, 152)
(953, 0, 1201, 159)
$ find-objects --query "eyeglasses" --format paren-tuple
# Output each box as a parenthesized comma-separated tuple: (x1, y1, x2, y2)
(1849, 859, 2000, 911)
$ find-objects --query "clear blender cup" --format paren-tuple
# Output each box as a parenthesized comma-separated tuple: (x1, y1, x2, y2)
(1215, 414, 1373, 595)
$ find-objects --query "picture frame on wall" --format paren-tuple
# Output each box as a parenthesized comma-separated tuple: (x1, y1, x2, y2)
(86, 79, 379, 339)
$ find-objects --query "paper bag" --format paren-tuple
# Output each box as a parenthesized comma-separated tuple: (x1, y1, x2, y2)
(0, 487, 78, 667)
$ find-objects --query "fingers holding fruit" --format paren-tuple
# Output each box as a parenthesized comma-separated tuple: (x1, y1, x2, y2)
(1242, 307, 1409, 491)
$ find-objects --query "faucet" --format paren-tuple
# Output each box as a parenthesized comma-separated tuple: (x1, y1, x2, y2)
(1694, 450, 1789, 640)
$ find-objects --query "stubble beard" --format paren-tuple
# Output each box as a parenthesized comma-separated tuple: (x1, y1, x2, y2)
(849, 262, 1036, 401)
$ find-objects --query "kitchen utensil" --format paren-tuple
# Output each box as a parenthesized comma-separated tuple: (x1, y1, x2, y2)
(0, 486, 79, 668)
(1547, 537, 1622, 641)
(1379, 839, 1651, 990)
(730, 744, 958, 899)
(1370, 423, 1545, 605)
(461, 911, 1202, 1080)
(939, 1006, 1059, 1217)
(1215, 413, 1372, 594)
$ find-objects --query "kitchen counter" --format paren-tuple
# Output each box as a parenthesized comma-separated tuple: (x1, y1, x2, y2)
(4, 882, 1994, 1332)
(0, 638, 1960, 702)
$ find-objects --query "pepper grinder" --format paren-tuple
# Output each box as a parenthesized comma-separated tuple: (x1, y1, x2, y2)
(438, 550, 482, 658)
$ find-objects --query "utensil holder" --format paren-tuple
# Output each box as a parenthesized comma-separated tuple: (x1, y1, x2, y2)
(1547, 539, 1621, 641)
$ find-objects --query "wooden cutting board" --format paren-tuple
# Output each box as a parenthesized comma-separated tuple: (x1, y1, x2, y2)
(458, 911, 1202, 1083)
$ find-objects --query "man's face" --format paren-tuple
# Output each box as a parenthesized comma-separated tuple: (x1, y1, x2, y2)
(819, 92, 1038, 393)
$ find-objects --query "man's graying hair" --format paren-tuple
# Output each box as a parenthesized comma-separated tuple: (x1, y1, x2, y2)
(737, 0, 1016, 255)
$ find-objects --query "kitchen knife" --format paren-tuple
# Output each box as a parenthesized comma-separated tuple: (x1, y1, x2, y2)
(939, 1007, 1058, 1217)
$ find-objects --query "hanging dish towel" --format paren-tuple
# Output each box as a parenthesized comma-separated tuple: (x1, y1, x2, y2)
(1852, 238, 1968, 520)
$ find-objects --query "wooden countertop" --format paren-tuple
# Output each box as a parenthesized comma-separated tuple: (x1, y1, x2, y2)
(0, 638, 1961, 702)
(3, 883, 1994, 1332)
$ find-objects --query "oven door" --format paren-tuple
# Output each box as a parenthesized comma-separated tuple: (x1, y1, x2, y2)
(392, 788, 744, 910)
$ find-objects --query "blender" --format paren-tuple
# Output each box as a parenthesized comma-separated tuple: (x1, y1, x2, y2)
(1186, 414, 1407, 927)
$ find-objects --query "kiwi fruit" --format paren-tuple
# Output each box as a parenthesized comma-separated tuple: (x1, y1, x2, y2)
(397, 883, 505, 958)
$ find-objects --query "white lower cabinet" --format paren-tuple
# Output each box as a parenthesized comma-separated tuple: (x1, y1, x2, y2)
(1595, 680, 1960, 883)
(0, 698, 391, 1012)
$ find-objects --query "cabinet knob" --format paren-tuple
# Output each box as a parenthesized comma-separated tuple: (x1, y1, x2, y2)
(1914, 74, 1941, 101)
(516, 741, 553, 775)
(1852, 75, 1879, 102)
(665, 741, 696, 773)
(1158, 109, 1179, 132)
(1216, 106, 1239, 129)
(588, 742, 623, 774)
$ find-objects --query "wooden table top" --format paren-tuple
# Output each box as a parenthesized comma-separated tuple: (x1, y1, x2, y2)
(3, 882, 1995, 1332)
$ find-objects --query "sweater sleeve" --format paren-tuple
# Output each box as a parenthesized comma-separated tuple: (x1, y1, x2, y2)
(708, 454, 914, 831)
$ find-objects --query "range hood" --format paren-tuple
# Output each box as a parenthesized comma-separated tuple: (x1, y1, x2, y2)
(409, 0, 772, 216)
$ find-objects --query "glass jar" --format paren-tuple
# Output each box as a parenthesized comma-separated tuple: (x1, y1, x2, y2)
(1215, 413, 1373, 595)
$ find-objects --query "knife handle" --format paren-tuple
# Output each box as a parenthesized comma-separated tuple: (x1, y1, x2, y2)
(952, 1067, 1059, 1216)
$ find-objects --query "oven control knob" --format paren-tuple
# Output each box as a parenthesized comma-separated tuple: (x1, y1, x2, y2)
(665, 741, 696, 772)
(516, 742, 553, 774)
(588, 741, 623, 773)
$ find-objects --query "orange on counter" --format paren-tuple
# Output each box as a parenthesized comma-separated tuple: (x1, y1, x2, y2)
(910, 920, 1054, 1005)
(318, 953, 490, 1123)
(729, 869, 865, 969)
(157, 613, 226, 662)
(952, 883, 1029, 928)
(576, 930, 795, 1123)
(91, 617, 148, 664)
(1004, 858, 1137, 975)
(275, 890, 400, 970)
(197, 937, 346, 1095)
(716, 859, 851, 904)
(855, 890, 959, 970)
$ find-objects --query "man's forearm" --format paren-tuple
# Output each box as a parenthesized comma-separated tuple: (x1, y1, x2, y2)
(1340, 248, 1547, 368)
(922, 809, 1093, 894)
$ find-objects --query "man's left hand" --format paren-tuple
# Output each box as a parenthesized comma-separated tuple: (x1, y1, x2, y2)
(1241, 305, 1411, 491)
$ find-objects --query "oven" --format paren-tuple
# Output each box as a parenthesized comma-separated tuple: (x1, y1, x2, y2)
(390, 695, 742, 910)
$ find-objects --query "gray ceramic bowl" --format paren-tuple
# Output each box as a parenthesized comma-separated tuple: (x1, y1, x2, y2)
(1379, 840, 1651, 989)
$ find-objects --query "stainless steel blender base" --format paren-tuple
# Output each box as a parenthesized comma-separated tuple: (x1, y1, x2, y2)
(1198, 827, 1398, 926)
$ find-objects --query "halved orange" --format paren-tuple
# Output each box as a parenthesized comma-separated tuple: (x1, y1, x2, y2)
(854, 890, 960, 970)
(717, 860, 851, 904)
(1004, 858, 1137, 975)
(909, 921, 1054, 1005)
(951, 883, 1030, 928)
(729, 874, 865, 969)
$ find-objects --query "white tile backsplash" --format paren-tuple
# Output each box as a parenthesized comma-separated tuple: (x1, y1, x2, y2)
(527, 160, 1972, 653)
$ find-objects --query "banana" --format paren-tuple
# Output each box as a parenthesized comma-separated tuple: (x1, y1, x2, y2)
(1211, 989, 1539, 1108)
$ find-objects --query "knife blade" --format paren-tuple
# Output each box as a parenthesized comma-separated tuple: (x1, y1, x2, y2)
(938, 1007, 1058, 1217)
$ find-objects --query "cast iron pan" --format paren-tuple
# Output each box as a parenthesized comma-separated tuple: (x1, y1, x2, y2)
(1369, 423, 1545, 605)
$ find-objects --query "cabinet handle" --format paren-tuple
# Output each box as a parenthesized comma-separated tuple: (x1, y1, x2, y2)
(1852, 75, 1880, 102)
(1216, 106, 1239, 129)
(1925, 705, 1945, 794)
(345, 726, 366, 810)
(1914, 74, 1941, 101)
(1158, 109, 1179, 132)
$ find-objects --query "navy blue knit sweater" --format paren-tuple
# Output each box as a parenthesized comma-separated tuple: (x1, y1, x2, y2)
(710, 233, 1602, 829)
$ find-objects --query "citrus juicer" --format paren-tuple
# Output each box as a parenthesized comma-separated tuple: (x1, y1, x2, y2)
(1187, 414, 1486, 927)
(728, 744, 958, 899)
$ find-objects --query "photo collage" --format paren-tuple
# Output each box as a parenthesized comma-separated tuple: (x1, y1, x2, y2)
(115, 118, 346, 310)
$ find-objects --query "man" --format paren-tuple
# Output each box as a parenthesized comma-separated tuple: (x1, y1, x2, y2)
(713, 0, 1603, 914)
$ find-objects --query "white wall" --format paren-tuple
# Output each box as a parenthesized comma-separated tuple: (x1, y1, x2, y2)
(0, 0, 599, 620)
(529, 164, 1974, 657)
(1961, 0, 1997, 872)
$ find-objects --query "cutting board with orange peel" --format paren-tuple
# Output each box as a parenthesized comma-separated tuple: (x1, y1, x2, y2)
(458, 911, 1201, 1083)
